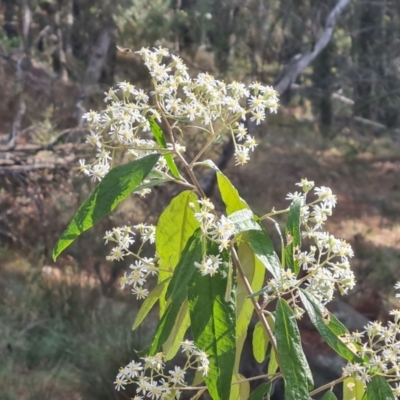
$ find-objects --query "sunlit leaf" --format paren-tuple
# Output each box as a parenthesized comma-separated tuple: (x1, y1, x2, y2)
(228, 209, 261, 235)
(52, 154, 160, 260)
(148, 116, 181, 179)
(248, 227, 282, 284)
(217, 171, 249, 214)
(234, 236, 266, 375)
(132, 277, 170, 330)
(252, 321, 269, 363)
(299, 290, 362, 363)
(156, 191, 200, 315)
(150, 231, 203, 354)
(343, 377, 364, 400)
(188, 244, 236, 400)
(284, 199, 301, 274)
(230, 374, 250, 400)
(163, 300, 190, 360)
(275, 298, 313, 399)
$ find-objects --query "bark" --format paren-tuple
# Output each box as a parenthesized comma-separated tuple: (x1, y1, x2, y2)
(274, 0, 350, 95)
(83, 26, 116, 87)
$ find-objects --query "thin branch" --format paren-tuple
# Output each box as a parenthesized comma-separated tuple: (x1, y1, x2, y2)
(274, 0, 350, 95)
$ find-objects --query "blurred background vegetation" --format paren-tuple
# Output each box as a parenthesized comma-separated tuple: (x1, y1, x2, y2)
(0, 0, 400, 398)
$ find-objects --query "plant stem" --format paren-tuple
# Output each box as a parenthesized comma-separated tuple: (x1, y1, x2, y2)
(308, 375, 347, 397)
(231, 247, 282, 371)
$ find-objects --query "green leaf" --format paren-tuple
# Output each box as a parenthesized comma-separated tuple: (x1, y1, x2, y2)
(230, 374, 250, 400)
(216, 171, 249, 214)
(132, 277, 170, 330)
(234, 235, 266, 375)
(163, 300, 190, 360)
(248, 382, 272, 400)
(364, 376, 395, 400)
(322, 390, 338, 400)
(148, 117, 181, 179)
(156, 191, 200, 315)
(228, 209, 262, 235)
(275, 298, 313, 400)
(267, 346, 279, 376)
(343, 377, 365, 400)
(248, 228, 282, 283)
(166, 228, 202, 300)
(150, 231, 203, 355)
(299, 290, 362, 363)
(284, 199, 301, 274)
(252, 321, 268, 363)
(52, 154, 160, 261)
(188, 245, 236, 400)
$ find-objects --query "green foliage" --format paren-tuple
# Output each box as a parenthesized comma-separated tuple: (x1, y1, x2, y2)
(299, 290, 362, 363)
(188, 243, 236, 400)
(248, 382, 272, 400)
(148, 117, 181, 179)
(343, 377, 365, 400)
(52, 154, 160, 260)
(156, 190, 200, 315)
(322, 391, 338, 400)
(284, 199, 301, 274)
(364, 376, 395, 400)
(150, 230, 203, 355)
(275, 298, 313, 400)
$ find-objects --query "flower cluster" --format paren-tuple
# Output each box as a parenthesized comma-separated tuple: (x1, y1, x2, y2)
(294, 179, 355, 303)
(79, 46, 279, 184)
(262, 179, 356, 307)
(189, 198, 234, 276)
(114, 340, 210, 399)
(103, 224, 158, 299)
(342, 283, 400, 397)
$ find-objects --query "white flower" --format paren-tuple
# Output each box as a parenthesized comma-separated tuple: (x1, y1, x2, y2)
(194, 255, 220, 276)
(132, 286, 149, 299)
(234, 145, 250, 165)
(125, 360, 143, 378)
(169, 366, 186, 384)
(181, 340, 195, 353)
(114, 376, 128, 391)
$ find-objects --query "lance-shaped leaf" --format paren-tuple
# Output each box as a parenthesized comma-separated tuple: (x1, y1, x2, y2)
(188, 246, 236, 400)
(156, 191, 200, 315)
(248, 227, 282, 284)
(267, 346, 279, 376)
(163, 300, 190, 360)
(343, 377, 364, 400)
(216, 171, 249, 214)
(52, 153, 160, 261)
(299, 290, 362, 363)
(132, 277, 170, 330)
(150, 231, 203, 355)
(321, 390, 338, 400)
(230, 374, 250, 400)
(252, 321, 269, 363)
(248, 382, 272, 400)
(148, 117, 181, 179)
(284, 199, 301, 274)
(275, 298, 313, 400)
(364, 376, 395, 400)
(166, 228, 202, 300)
(228, 209, 261, 235)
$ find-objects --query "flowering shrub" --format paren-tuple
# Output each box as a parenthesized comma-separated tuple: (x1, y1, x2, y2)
(53, 47, 400, 399)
